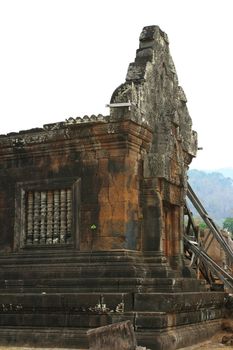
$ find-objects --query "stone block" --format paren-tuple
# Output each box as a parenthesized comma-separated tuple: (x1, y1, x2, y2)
(134, 292, 225, 312)
(87, 320, 137, 350)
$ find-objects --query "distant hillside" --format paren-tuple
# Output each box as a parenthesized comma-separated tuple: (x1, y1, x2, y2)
(215, 168, 233, 180)
(188, 169, 233, 223)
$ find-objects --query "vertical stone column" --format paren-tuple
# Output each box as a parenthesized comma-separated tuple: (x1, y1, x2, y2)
(162, 201, 183, 268)
(142, 178, 163, 253)
(79, 121, 152, 252)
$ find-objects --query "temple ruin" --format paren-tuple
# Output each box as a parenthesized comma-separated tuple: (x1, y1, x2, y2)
(0, 26, 228, 349)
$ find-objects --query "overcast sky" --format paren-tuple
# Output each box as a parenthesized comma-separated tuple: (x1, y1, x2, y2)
(0, 0, 232, 171)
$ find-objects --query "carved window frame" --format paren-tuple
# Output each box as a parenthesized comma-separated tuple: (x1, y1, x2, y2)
(14, 177, 81, 251)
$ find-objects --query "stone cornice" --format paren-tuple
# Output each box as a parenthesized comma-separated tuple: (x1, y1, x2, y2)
(0, 119, 152, 159)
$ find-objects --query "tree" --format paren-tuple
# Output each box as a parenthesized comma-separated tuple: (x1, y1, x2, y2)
(192, 216, 207, 230)
(223, 217, 233, 234)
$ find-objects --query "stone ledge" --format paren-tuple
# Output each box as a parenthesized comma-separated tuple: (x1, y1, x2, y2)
(134, 292, 226, 312)
(136, 319, 222, 350)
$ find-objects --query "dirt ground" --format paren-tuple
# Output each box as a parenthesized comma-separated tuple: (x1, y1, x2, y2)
(180, 331, 233, 349)
(0, 349, 85, 350)
(0, 339, 227, 350)
(0, 330, 231, 350)
(0, 340, 228, 350)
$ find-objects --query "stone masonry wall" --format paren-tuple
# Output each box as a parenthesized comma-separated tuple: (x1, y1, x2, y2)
(0, 117, 152, 253)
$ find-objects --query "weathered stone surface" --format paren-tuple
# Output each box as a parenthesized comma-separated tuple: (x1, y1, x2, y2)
(136, 319, 222, 350)
(87, 320, 137, 350)
(110, 25, 198, 268)
(0, 120, 152, 252)
(0, 25, 227, 350)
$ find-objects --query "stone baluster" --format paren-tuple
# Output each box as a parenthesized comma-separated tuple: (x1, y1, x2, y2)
(47, 190, 53, 244)
(60, 189, 66, 243)
(26, 191, 34, 244)
(53, 190, 60, 243)
(25, 187, 72, 246)
(33, 191, 40, 244)
(40, 191, 47, 244)
(66, 189, 72, 242)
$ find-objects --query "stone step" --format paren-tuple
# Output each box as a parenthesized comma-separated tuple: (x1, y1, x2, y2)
(0, 250, 165, 265)
(0, 259, 208, 287)
(0, 307, 224, 330)
(0, 318, 223, 350)
(0, 277, 206, 293)
(0, 291, 225, 314)
(0, 327, 89, 348)
(135, 319, 222, 350)
(134, 291, 226, 312)
(0, 292, 133, 313)
(0, 264, 169, 279)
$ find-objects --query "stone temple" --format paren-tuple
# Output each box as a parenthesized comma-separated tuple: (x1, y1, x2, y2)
(0, 26, 226, 349)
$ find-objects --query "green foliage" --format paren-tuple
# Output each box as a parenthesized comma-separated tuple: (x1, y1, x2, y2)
(192, 216, 207, 230)
(199, 221, 207, 230)
(223, 217, 233, 233)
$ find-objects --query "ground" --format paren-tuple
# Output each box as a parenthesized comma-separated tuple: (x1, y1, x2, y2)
(180, 330, 233, 349)
(0, 331, 231, 350)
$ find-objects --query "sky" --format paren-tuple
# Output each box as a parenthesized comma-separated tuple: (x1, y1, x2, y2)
(0, 0, 232, 171)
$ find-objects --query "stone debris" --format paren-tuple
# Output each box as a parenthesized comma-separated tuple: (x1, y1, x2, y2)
(87, 320, 137, 350)
(222, 334, 233, 345)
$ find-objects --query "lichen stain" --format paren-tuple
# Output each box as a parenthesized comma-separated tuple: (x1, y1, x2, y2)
(48, 154, 70, 173)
